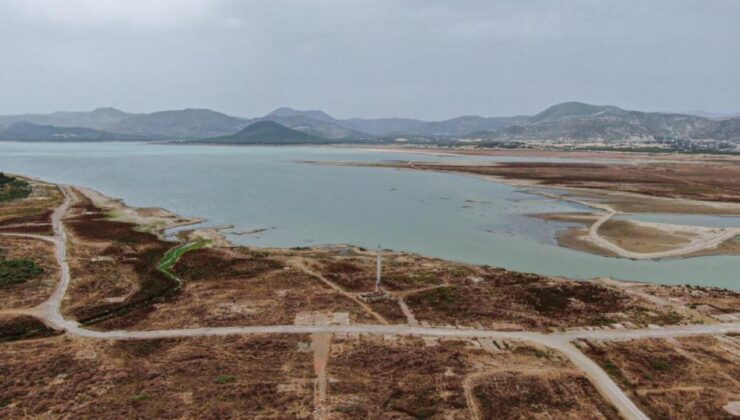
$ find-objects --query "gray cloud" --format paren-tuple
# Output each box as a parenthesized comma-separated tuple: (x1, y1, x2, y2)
(1, 0, 738, 119)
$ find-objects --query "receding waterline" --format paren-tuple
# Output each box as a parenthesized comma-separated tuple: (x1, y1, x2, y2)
(1, 142, 738, 290)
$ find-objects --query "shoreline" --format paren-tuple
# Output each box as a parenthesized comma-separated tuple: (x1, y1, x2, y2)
(6, 156, 740, 287)
(59, 177, 739, 290)
(359, 144, 740, 162)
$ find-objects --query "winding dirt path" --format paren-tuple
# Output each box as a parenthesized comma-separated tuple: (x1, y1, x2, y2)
(537, 190, 740, 259)
(15, 184, 740, 420)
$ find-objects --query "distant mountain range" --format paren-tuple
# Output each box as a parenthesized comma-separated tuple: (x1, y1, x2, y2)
(1, 101, 739, 144)
(470, 102, 739, 143)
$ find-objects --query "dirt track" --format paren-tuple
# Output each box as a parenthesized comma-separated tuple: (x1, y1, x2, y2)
(537, 190, 740, 259)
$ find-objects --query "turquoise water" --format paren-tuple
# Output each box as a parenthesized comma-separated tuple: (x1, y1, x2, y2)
(1, 142, 738, 289)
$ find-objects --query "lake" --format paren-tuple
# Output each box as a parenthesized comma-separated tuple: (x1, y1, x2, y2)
(1, 142, 738, 289)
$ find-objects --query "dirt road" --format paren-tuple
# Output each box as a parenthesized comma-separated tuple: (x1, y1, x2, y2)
(538, 190, 740, 259)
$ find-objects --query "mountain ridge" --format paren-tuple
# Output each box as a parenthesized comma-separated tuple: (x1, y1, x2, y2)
(1, 101, 739, 144)
(0, 121, 142, 142)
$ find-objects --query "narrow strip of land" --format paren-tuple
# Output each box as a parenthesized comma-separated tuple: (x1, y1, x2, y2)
(537, 190, 740, 259)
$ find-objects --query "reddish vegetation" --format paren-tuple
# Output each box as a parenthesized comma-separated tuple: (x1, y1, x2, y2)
(326, 336, 619, 419)
(91, 247, 378, 331)
(0, 335, 314, 418)
(321, 260, 375, 292)
(64, 196, 176, 325)
(328, 338, 472, 417)
(317, 256, 466, 293)
(68, 201, 160, 245)
(405, 268, 680, 330)
(582, 336, 740, 419)
(368, 298, 407, 323)
(472, 372, 620, 419)
(0, 209, 53, 235)
(0, 315, 60, 342)
(172, 248, 282, 281)
(380, 161, 740, 203)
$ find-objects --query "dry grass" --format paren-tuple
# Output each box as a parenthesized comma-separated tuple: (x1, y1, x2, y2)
(0, 334, 314, 418)
(581, 335, 740, 419)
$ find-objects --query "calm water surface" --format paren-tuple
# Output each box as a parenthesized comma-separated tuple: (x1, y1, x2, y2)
(1, 142, 738, 289)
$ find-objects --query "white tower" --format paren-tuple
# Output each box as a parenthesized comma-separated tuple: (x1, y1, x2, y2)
(375, 245, 382, 293)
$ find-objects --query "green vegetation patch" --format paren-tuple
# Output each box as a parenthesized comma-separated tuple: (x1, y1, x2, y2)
(420, 286, 457, 305)
(215, 374, 236, 384)
(157, 238, 209, 275)
(0, 248, 44, 287)
(649, 359, 673, 371)
(0, 172, 32, 202)
(600, 360, 631, 386)
(130, 392, 151, 402)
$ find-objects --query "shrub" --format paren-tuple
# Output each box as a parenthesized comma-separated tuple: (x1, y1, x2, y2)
(0, 258, 44, 287)
(215, 374, 236, 384)
(0, 174, 32, 202)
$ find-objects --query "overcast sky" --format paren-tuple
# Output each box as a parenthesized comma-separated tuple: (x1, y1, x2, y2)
(1, 0, 738, 119)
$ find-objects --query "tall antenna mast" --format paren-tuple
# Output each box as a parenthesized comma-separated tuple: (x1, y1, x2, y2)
(376, 245, 382, 293)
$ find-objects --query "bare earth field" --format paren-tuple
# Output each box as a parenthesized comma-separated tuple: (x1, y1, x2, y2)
(1, 174, 739, 418)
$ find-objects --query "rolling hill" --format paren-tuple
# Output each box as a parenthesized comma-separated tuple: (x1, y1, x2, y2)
(110, 109, 248, 139)
(0, 107, 133, 131)
(0, 122, 141, 142)
(195, 121, 330, 145)
(254, 108, 367, 139)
